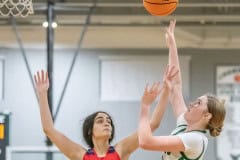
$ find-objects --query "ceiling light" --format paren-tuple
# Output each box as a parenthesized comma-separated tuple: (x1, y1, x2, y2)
(42, 21, 58, 28)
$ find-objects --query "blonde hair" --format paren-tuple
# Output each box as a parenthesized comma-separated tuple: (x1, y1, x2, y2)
(206, 94, 226, 137)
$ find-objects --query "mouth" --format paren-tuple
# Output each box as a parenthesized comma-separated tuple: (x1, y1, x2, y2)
(103, 128, 111, 131)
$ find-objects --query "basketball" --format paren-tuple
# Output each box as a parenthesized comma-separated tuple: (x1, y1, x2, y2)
(234, 74, 240, 82)
(143, 0, 178, 16)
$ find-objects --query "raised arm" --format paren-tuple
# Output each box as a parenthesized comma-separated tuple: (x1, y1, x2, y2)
(165, 20, 187, 118)
(34, 70, 85, 160)
(138, 65, 183, 151)
(149, 65, 179, 130)
(115, 82, 162, 160)
(116, 65, 179, 159)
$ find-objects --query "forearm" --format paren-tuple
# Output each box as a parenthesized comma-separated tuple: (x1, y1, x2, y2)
(168, 39, 179, 67)
(38, 92, 54, 134)
(150, 87, 170, 131)
(37, 91, 85, 160)
(169, 86, 187, 118)
(168, 38, 182, 86)
(139, 104, 152, 147)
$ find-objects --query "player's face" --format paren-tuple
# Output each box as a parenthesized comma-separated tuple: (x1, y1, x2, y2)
(185, 95, 209, 124)
(92, 113, 112, 139)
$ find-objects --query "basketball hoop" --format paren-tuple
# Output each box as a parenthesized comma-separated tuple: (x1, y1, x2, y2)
(0, 0, 34, 17)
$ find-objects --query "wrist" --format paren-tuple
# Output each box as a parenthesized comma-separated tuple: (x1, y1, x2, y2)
(141, 102, 151, 108)
(37, 90, 48, 96)
(162, 82, 170, 90)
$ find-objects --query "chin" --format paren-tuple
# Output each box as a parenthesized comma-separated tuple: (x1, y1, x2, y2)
(103, 133, 112, 137)
(184, 113, 190, 122)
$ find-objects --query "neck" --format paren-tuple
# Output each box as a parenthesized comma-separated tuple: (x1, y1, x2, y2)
(92, 138, 110, 157)
(186, 124, 206, 132)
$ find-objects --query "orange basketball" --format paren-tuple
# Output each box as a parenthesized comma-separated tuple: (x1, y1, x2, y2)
(234, 74, 240, 82)
(143, 0, 178, 16)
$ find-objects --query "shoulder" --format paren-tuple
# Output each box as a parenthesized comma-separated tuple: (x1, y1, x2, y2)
(108, 146, 117, 153)
(114, 131, 138, 158)
(179, 133, 208, 159)
(83, 149, 94, 160)
(177, 132, 208, 152)
(83, 148, 94, 160)
(85, 148, 94, 155)
(107, 146, 121, 160)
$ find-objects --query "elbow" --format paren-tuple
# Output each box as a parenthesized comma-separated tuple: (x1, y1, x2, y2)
(150, 123, 160, 131)
(139, 142, 151, 150)
(43, 127, 53, 135)
(43, 127, 56, 142)
(139, 137, 152, 150)
(43, 127, 50, 135)
(139, 142, 148, 149)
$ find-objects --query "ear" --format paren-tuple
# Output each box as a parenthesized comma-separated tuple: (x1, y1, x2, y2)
(204, 112, 212, 121)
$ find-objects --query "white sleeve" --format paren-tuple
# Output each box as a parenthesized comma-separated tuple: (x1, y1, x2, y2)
(177, 132, 204, 153)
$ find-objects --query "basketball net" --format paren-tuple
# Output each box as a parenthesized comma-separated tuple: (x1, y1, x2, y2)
(0, 0, 34, 17)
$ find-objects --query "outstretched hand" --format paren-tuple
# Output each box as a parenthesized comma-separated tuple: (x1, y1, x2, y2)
(163, 65, 179, 91)
(34, 70, 49, 94)
(165, 19, 176, 47)
(142, 82, 161, 106)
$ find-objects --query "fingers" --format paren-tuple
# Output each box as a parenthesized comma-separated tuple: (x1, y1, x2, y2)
(150, 82, 160, 92)
(167, 19, 176, 34)
(34, 70, 48, 83)
(37, 71, 41, 82)
(45, 71, 49, 82)
(41, 70, 49, 82)
(165, 27, 170, 35)
(41, 70, 44, 81)
(164, 64, 170, 76)
(144, 82, 161, 96)
(167, 65, 179, 79)
(145, 82, 159, 93)
(144, 83, 149, 93)
(166, 20, 175, 42)
(168, 65, 175, 77)
(34, 75, 37, 84)
(170, 68, 179, 79)
(170, 19, 176, 33)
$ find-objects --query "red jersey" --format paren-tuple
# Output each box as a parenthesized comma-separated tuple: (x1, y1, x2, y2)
(83, 146, 120, 160)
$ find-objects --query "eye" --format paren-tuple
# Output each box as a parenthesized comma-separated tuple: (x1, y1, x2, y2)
(107, 120, 111, 124)
(190, 100, 201, 107)
(96, 119, 104, 123)
(189, 102, 194, 107)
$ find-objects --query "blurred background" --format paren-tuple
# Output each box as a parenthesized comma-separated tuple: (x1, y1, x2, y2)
(0, 0, 240, 160)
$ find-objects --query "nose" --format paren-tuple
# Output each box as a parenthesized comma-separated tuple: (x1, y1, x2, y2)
(104, 120, 110, 127)
(189, 102, 193, 108)
(104, 122, 111, 131)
